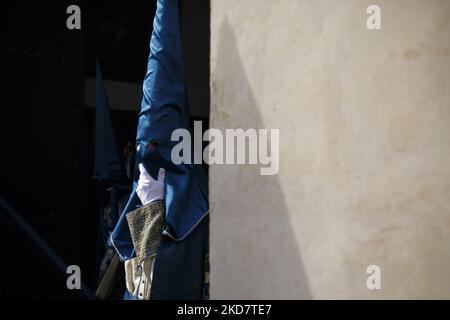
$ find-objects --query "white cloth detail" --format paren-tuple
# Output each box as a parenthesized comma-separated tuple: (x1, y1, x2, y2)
(136, 164, 165, 205)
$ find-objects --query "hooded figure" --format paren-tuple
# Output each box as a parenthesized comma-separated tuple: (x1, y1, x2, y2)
(93, 60, 130, 289)
(111, 0, 209, 300)
(93, 61, 126, 184)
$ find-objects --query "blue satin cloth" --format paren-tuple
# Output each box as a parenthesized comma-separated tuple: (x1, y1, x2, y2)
(111, 0, 209, 261)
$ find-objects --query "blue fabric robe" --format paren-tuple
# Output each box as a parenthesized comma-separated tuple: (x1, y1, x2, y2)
(111, 0, 209, 261)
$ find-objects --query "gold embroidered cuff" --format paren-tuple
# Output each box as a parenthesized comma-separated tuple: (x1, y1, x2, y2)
(126, 201, 165, 265)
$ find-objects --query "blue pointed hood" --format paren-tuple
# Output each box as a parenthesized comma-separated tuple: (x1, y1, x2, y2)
(93, 61, 125, 182)
(111, 0, 209, 260)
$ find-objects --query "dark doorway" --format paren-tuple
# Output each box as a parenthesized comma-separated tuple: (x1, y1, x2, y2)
(3, 0, 210, 299)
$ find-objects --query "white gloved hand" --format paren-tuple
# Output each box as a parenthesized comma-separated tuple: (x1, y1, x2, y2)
(136, 163, 165, 205)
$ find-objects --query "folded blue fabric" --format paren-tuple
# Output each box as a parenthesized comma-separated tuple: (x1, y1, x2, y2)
(112, 0, 209, 260)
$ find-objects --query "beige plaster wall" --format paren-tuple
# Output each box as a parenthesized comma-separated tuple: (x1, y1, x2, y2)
(210, 0, 450, 299)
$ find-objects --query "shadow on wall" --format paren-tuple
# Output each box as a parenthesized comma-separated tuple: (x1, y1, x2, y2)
(210, 18, 312, 299)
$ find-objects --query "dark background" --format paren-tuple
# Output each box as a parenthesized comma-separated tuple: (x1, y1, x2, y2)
(2, 0, 210, 299)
